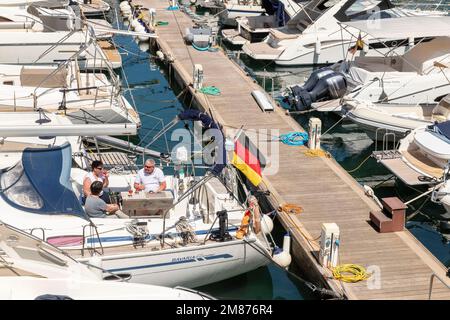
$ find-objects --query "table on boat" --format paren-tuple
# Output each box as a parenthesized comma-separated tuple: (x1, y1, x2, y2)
(120, 191, 174, 218)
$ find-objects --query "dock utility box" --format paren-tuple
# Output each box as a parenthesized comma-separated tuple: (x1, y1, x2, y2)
(369, 197, 406, 233)
(120, 191, 174, 218)
(251, 90, 275, 112)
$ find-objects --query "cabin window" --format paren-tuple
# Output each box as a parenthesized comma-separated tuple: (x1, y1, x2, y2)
(3, 81, 13, 86)
(0, 163, 43, 209)
(345, 0, 384, 16)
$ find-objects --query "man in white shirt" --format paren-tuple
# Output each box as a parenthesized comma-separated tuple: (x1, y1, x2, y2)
(134, 159, 166, 193)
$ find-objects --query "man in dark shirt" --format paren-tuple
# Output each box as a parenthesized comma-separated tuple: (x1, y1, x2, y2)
(85, 181, 127, 218)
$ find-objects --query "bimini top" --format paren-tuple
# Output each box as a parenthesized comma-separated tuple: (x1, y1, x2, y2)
(340, 16, 450, 39)
(0, 142, 87, 219)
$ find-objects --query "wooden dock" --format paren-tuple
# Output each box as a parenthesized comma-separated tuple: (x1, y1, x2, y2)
(132, 0, 450, 299)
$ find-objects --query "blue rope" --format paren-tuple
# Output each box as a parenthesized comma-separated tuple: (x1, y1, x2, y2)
(278, 132, 309, 146)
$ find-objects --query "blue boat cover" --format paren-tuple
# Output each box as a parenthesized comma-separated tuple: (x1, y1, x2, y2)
(2, 143, 87, 219)
(261, 0, 288, 27)
(433, 120, 450, 141)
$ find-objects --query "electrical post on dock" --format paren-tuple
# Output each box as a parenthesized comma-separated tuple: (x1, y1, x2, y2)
(193, 64, 204, 90)
(308, 117, 321, 150)
(319, 223, 340, 268)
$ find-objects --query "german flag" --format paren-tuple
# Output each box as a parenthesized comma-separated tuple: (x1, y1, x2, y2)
(231, 131, 266, 186)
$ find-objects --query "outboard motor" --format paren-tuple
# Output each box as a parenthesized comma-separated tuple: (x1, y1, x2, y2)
(302, 68, 334, 92)
(289, 69, 347, 111)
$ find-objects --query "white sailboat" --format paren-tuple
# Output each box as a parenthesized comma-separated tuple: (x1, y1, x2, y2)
(0, 111, 279, 289)
(0, 62, 141, 127)
(242, 0, 446, 66)
(0, 221, 212, 300)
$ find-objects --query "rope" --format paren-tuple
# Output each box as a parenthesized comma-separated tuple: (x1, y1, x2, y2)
(198, 86, 221, 96)
(346, 154, 371, 173)
(331, 264, 371, 283)
(280, 203, 303, 215)
(174, 217, 198, 245)
(277, 132, 308, 146)
(304, 149, 331, 158)
(321, 115, 346, 136)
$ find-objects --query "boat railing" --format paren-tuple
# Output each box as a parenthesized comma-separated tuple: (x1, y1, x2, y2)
(428, 271, 450, 299)
(81, 223, 104, 257)
(30, 228, 46, 241)
(373, 129, 401, 160)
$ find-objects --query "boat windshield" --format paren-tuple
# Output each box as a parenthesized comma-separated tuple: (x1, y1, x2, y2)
(334, 0, 395, 22)
(1, 162, 44, 210)
(0, 143, 87, 219)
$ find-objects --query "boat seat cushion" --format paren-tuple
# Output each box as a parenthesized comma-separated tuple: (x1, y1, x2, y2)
(401, 37, 450, 74)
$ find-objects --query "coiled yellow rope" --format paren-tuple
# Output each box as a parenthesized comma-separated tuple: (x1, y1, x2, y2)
(304, 149, 331, 158)
(331, 264, 371, 283)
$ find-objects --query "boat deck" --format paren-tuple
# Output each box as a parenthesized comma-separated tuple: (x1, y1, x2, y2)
(133, 0, 450, 299)
(97, 40, 122, 67)
(221, 29, 247, 46)
(242, 41, 282, 59)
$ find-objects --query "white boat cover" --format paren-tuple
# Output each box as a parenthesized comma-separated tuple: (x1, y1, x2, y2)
(414, 130, 450, 160)
(340, 16, 450, 39)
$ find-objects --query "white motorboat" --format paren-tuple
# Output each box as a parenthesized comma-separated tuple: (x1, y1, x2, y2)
(374, 119, 450, 215)
(196, 0, 266, 26)
(0, 110, 279, 289)
(242, 0, 447, 66)
(285, 30, 450, 112)
(341, 95, 450, 141)
(0, 221, 212, 300)
(222, 0, 304, 46)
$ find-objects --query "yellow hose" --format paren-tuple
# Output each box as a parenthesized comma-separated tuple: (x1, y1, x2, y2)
(332, 264, 371, 283)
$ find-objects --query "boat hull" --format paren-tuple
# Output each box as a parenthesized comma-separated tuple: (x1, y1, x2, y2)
(78, 238, 270, 288)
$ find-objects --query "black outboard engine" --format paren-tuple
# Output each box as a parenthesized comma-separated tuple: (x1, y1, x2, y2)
(301, 68, 334, 92)
(289, 67, 347, 111)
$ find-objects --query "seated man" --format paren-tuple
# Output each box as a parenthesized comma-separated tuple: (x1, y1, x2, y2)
(85, 181, 128, 219)
(134, 159, 166, 193)
(83, 160, 110, 204)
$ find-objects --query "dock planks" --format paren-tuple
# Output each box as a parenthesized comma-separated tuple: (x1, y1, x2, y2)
(133, 0, 450, 299)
